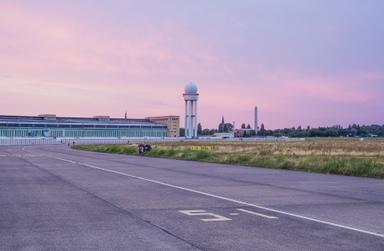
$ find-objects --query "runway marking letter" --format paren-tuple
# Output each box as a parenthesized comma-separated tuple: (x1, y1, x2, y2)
(179, 210, 232, 222)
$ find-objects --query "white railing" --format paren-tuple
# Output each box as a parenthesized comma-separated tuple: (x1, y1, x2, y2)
(0, 137, 61, 145)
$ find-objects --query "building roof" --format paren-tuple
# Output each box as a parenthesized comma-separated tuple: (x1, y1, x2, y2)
(146, 115, 179, 120)
(0, 115, 167, 128)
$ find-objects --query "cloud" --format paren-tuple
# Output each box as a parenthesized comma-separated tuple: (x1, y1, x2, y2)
(0, 2, 225, 82)
(0, 1, 382, 128)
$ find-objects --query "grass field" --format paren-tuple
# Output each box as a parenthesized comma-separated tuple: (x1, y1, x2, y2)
(73, 138, 384, 178)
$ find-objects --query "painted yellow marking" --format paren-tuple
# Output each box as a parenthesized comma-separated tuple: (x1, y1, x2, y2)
(190, 146, 216, 151)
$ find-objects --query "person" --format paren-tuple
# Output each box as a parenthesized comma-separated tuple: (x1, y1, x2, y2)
(138, 144, 144, 154)
(145, 144, 152, 152)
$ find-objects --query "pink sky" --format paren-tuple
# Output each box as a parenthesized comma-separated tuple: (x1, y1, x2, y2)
(1, 1, 383, 129)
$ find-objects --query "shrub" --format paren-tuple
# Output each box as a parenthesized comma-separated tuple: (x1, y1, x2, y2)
(195, 150, 211, 160)
(123, 146, 137, 154)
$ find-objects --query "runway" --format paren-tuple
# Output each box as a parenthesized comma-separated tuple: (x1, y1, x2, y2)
(1, 145, 383, 250)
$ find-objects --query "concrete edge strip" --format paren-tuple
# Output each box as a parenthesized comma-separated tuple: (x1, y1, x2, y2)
(52, 156, 384, 239)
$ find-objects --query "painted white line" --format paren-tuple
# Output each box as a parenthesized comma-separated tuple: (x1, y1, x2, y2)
(53, 157, 384, 239)
(237, 208, 278, 219)
(229, 213, 240, 216)
(52, 157, 76, 164)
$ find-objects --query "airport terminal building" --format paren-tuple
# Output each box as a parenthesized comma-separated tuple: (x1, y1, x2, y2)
(0, 115, 168, 138)
(146, 116, 180, 137)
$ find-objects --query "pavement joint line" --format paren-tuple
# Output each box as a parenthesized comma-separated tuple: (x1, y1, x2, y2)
(51, 156, 384, 239)
(237, 208, 278, 219)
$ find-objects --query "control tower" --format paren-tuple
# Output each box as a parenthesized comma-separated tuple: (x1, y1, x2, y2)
(183, 82, 199, 138)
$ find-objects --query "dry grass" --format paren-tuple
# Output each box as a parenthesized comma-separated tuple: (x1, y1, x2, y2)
(73, 138, 384, 178)
(153, 139, 384, 155)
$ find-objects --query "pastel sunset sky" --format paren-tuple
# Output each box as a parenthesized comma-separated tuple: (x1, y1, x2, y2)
(1, 0, 383, 129)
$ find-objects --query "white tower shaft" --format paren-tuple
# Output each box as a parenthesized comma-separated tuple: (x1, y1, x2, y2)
(184, 100, 198, 138)
(185, 100, 189, 137)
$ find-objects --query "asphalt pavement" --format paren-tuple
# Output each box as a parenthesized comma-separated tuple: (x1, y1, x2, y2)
(0, 145, 383, 250)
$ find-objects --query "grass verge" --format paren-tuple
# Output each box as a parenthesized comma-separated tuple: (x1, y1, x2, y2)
(73, 139, 384, 179)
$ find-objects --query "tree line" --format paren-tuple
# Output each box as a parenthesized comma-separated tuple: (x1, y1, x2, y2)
(181, 123, 384, 137)
(259, 124, 384, 138)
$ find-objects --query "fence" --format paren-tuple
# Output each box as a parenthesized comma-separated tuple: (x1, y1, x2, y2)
(0, 138, 61, 146)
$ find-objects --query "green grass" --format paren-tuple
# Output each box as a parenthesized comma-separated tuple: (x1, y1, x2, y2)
(73, 140, 384, 179)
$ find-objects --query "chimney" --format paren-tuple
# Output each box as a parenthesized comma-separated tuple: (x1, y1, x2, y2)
(254, 106, 258, 135)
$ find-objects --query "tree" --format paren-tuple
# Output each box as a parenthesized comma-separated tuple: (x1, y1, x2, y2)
(241, 123, 246, 129)
(193, 124, 384, 138)
(224, 123, 233, 132)
(202, 129, 211, 135)
(246, 124, 251, 129)
(197, 123, 203, 135)
(209, 129, 217, 135)
(259, 123, 266, 136)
